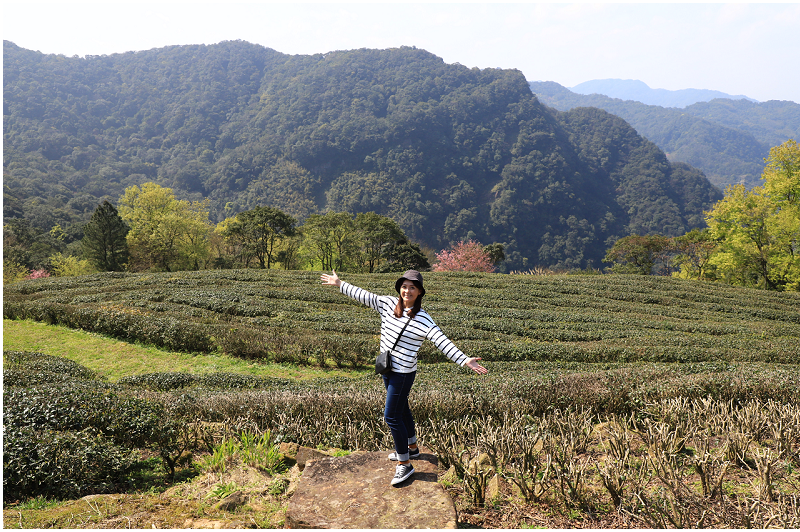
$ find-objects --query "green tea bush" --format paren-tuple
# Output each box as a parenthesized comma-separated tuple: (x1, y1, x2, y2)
(118, 372, 198, 391)
(4, 383, 170, 449)
(5, 270, 800, 366)
(3, 426, 139, 503)
(3, 350, 101, 386)
(2, 353, 198, 500)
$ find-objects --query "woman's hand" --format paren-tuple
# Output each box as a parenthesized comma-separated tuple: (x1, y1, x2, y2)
(465, 357, 488, 375)
(320, 270, 341, 287)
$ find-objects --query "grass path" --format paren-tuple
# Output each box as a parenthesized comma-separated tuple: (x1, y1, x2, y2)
(2, 319, 364, 382)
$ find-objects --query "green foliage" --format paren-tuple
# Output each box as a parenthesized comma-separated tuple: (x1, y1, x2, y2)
(48, 252, 98, 277)
(3, 425, 139, 503)
(118, 182, 212, 272)
(4, 41, 720, 271)
(705, 140, 800, 290)
(200, 431, 286, 476)
(81, 200, 130, 272)
(603, 234, 673, 275)
(3, 350, 100, 386)
(222, 206, 297, 269)
(2, 351, 195, 503)
(3, 258, 29, 285)
(671, 228, 717, 281)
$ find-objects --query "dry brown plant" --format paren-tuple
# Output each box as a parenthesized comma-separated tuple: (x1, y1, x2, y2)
(751, 446, 779, 502)
(689, 430, 730, 499)
(596, 414, 646, 508)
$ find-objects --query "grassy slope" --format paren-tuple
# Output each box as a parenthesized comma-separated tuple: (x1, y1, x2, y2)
(2, 319, 364, 381)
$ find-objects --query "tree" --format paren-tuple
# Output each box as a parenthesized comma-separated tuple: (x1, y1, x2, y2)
(49, 252, 97, 277)
(433, 240, 496, 272)
(302, 212, 357, 271)
(224, 206, 297, 269)
(3, 259, 28, 285)
(705, 140, 800, 290)
(81, 200, 130, 271)
(354, 212, 405, 273)
(118, 183, 211, 272)
(603, 234, 673, 275)
(376, 237, 431, 273)
(483, 242, 505, 266)
(671, 228, 717, 281)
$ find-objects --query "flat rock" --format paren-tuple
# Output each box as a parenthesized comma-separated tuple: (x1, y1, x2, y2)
(286, 449, 456, 529)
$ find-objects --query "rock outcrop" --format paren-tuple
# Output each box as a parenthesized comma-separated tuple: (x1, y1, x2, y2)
(286, 449, 456, 529)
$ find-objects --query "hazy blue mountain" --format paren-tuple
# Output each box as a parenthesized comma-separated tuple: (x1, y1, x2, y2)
(571, 79, 757, 108)
(530, 81, 799, 190)
(681, 98, 800, 149)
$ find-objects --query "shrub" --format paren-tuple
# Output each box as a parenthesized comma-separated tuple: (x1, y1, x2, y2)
(3, 350, 101, 386)
(3, 425, 138, 503)
(3, 259, 28, 285)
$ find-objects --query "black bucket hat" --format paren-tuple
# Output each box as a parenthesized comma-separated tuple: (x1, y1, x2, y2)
(395, 270, 425, 297)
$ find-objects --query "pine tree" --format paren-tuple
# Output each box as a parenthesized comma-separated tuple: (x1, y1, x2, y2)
(82, 200, 130, 271)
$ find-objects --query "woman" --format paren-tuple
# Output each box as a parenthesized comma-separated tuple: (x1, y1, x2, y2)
(321, 269, 488, 486)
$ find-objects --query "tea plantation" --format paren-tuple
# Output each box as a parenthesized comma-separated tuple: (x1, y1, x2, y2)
(4, 269, 800, 365)
(4, 270, 800, 527)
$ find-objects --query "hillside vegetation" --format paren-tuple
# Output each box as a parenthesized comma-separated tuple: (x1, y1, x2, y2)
(4, 40, 721, 270)
(531, 81, 800, 190)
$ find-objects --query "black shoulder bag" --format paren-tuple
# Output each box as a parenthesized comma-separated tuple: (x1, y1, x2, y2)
(376, 315, 412, 375)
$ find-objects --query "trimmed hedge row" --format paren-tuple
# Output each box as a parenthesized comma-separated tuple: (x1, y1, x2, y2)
(4, 270, 800, 365)
(3, 352, 190, 503)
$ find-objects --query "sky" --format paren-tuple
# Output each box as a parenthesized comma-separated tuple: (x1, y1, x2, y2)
(3, 2, 799, 104)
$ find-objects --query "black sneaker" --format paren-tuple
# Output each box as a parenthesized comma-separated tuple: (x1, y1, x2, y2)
(388, 447, 420, 461)
(391, 463, 415, 486)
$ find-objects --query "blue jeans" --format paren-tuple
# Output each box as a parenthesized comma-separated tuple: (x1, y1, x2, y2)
(382, 370, 417, 461)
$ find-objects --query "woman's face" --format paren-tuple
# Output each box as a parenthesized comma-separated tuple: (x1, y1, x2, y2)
(399, 280, 420, 308)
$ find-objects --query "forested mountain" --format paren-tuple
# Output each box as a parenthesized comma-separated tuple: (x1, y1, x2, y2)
(4, 40, 721, 271)
(570, 79, 757, 108)
(531, 81, 800, 190)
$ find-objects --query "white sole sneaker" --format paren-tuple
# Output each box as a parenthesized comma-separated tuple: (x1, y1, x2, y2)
(391, 463, 415, 486)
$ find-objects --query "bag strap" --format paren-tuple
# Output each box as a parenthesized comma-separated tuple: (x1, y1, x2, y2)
(389, 314, 413, 353)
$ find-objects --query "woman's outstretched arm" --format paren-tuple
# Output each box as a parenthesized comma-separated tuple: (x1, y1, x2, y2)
(320, 270, 341, 287)
(464, 357, 488, 375)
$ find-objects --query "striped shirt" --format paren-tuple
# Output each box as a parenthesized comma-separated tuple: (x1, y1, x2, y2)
(340, 281, 469, 373)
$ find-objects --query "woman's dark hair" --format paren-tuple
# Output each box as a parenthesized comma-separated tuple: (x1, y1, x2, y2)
(394, 280, 423, 319)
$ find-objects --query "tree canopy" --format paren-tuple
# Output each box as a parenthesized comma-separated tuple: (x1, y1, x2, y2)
(705, 140, 800, 290)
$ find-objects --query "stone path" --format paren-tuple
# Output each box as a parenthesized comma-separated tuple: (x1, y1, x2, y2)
(286, 448, 457, 529)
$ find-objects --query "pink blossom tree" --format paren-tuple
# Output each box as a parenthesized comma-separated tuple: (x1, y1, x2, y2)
(26, 269, 51, 280)
(433, 240, 496, 273)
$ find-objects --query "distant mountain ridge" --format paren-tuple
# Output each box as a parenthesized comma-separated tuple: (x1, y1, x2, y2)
(3, 40, 722, 271)
(530, 81, 800, 190)
(571, 79, 758, 108)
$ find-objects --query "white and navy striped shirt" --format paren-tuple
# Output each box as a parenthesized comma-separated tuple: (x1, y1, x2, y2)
(340, 281, 469, 373)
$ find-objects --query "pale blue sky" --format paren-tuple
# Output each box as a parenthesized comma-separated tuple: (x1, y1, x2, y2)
(3, 2, 799, 103)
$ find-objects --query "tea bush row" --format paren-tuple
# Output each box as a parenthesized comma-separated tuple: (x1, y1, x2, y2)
(3, 425, 140, 503)
(2, 352, 192, 503)
(3, 301, 214, 352)
(3, 350, 100, 386)
(5, 270, 800, 365)
(132, 361, 800, 447)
